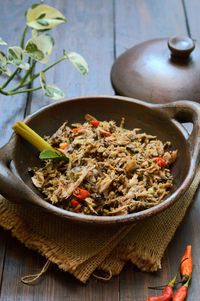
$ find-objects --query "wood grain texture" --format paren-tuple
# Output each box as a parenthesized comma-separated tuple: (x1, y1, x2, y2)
(1, 1, 118, 300)
(0, 0, 200, 300)
(0, 0, 33, 147)
(31, 0, 114, 113)
(184, 0, 200, 39)
(0, 0, 33, 298)
(114, 0, 188, 57)
(114, 1, 199, 300)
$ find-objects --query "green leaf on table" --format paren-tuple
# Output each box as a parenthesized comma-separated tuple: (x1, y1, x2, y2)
(26, 4, 66, 30)
(68, 52, 89, 75)
(25, 34, 54, 63)
(39, 149, 69, 162)
(40, 71, 65, 100)
(0, 37, 7, 45)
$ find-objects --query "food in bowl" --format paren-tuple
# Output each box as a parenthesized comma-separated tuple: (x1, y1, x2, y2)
(30, 114, 177, 216)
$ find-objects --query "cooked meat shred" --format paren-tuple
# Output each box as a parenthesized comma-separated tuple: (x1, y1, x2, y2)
(31, 115, 177, 216)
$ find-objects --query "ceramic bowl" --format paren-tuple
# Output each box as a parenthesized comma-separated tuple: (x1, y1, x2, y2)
(0, 96, 199, 224)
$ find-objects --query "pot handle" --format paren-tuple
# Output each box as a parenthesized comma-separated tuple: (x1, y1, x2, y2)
(0, 137, 40, 206)
(152, 100, 200, 166)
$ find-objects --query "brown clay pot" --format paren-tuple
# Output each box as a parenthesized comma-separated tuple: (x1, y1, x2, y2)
(0, 96, 199, 225)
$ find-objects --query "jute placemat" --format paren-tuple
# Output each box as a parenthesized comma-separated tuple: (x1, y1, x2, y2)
(0, 164, 199, 283)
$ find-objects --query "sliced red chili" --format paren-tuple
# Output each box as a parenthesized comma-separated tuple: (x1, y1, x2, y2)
(74, 188, 90, 200)
(71, 198, 80, 208)
(154, 157, 167, 167)
(90, 120, 100, 127)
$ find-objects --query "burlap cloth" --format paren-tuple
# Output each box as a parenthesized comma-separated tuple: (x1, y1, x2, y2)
(0, 165, 199, 283)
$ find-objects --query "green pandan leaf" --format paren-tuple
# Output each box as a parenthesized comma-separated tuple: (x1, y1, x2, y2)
(25, 34, 54, 63)
(39, 149, 69, 162)
(67, 52, 89, 75)
(0, 37, 7, 46)
(26, 4, 66, 30)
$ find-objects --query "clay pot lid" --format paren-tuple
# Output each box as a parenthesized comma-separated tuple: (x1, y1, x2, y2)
(111, 36, 200, 103)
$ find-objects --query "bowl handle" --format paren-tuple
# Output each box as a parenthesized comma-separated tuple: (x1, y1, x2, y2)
(0, 137, 41, 207)
(152, 100, 200, 167)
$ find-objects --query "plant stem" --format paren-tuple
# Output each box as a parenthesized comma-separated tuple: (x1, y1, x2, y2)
(0, 68, 20, 90)
(0, 89, 9, 95)
(20, 26, 28, 49)
(11, 60, 36, 92)
(8, 86, 42, 95)
(19, 56, 66, 88)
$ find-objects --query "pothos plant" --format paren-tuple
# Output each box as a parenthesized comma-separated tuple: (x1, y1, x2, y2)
(0, 3, 89, 100)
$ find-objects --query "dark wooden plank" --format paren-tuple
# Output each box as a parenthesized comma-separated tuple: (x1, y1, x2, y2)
(0, 0, 32, 147)
(114, 1, 199, 300)
(1, 1, 118, 300)
(115, 0, 188, 57)
(31, 0, 114, 113)
(0, 229, 6, 295)
(0, 0, 33, 297)
(184, 0, 200, 39)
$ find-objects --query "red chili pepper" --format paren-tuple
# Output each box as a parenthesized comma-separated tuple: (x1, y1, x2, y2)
(180, 245, 192, 283)
(146, 274, 177, 301)
(71, 198, 80, 208)
(74, 188, 90, 200)
(154, 157, 167, 167)
(90, 119, 100, 127)
(172, 277, 190, 301)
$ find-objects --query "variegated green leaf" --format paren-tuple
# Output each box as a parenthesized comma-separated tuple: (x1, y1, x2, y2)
(68, 52, 89, 75)
(7, 47, 24, 64)
(40, 71, 65, 100)
(7, 46, 29, 69)
(44, 85, 65, 100)
(39, 71, 47, 89)
(25, 34, 54, 63)
(0, 51, 7, 68)
(0, 51, 11, 76)
(0, 37, 7, 46)
(26, 4, 66, 30)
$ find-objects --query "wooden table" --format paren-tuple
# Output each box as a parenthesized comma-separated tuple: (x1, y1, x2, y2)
(0, 1, 199, 300)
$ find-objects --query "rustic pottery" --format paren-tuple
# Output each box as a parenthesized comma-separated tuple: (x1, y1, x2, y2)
(0, 96, 199, 225)
(111, 37, 200, 103)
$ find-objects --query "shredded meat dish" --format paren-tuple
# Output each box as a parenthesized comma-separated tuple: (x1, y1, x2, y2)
(31, 114, 177, 216)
